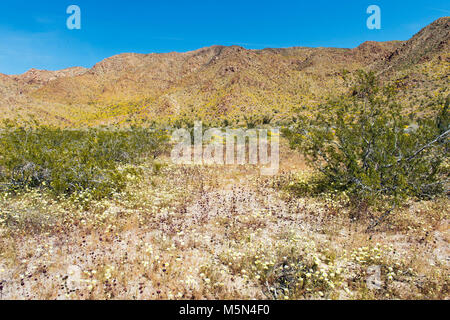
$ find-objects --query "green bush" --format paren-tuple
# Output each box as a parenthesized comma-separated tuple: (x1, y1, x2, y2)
(0, 123, 169, 199)
(284, 71, 449, 211)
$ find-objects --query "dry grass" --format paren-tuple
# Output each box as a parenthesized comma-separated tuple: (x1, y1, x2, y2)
(0, 144, 448, 300)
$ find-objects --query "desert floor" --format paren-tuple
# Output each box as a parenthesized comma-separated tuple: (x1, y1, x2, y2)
(0, 144, 448, 300)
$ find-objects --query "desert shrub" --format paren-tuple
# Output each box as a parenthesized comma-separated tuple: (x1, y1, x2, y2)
(244, 114, 275, 128)
(0, 123, 169, 199)
(284, 71, 449, 213)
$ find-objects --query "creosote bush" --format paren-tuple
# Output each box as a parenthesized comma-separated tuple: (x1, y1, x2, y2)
(0, 122, 169, 199)
(284, 71, 449, 214)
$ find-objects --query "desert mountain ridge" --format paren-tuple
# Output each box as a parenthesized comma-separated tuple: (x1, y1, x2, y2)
(0, 16, 448, 127)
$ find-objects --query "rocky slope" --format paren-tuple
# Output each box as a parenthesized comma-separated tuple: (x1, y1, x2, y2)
(374, 17, 450, 74)
(0, 17, 448, 126)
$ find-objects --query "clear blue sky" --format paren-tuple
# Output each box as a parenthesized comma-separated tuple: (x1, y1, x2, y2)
(0, 0, 448, 74)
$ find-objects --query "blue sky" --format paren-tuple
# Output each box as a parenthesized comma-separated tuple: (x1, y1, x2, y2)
(0, 0, 448, 74)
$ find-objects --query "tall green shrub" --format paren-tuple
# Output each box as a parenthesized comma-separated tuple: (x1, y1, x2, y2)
(285, 71, 448, 212)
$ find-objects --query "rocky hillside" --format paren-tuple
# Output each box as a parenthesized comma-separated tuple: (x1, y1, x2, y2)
(0, 17, 448, 127)
(374, 17, 450, 74)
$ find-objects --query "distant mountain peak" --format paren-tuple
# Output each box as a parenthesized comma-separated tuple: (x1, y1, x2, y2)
(12, 67, 88, 85)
